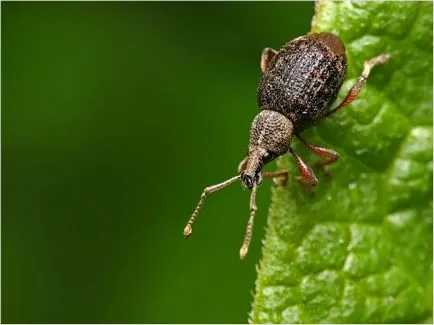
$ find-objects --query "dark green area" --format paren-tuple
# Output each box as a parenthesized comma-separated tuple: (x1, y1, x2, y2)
(2, 2, 313, 323)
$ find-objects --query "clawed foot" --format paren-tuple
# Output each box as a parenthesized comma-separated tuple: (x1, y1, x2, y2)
(295, 175, 317, 195)
(263, 170, 289, 188)
(274, 173, 288, 187)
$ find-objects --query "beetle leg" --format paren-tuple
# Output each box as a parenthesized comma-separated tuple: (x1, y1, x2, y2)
(263, 170, 289, 187)
(237, 157, 248, 173)
(296, 135, 339, 178)
(327, 54, 391, 117)
(289, 147, 319, 190)
(261, 48, 278, 73)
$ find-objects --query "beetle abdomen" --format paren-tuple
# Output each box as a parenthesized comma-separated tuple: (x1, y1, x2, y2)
(257, 33, 347, 132)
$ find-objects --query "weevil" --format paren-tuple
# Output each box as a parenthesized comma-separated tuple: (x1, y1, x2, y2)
(183, 32, 390, 259)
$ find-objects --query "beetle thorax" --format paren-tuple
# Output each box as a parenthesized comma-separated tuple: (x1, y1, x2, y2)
(241, 110, 294, 189)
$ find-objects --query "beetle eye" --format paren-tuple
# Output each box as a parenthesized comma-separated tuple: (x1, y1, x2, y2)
(262, 151, 275, 164)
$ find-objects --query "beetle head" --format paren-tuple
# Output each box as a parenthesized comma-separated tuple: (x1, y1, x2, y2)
(241, 110, 293, 189)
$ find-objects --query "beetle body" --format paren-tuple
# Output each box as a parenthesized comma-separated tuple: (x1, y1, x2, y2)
(257, 33, 347, 133)
(243, 33, 349, 189)
(184, 32, 390, 259)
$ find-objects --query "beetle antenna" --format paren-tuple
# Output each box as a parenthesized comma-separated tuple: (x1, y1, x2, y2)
(240, 183, 258, 259)
(184, 175, 240, 238)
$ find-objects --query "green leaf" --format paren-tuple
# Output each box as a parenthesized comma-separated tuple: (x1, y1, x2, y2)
(251, 2, 433, 323)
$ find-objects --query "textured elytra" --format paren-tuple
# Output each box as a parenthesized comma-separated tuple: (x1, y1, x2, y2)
(251, 1, 433, 324)
(257, 33, 347, 133)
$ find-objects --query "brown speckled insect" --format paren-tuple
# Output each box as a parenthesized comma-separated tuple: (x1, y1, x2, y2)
(183, 32, 390, 259)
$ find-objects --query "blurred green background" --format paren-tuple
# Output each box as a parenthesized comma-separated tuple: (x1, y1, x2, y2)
(2, 2, 313, 323)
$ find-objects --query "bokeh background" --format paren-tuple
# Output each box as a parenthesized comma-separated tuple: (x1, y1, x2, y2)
(2, 2, 314, 323)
